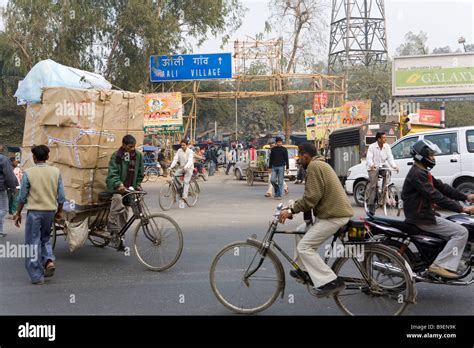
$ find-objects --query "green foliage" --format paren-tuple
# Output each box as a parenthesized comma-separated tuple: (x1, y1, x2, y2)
(346, 64, 392, 122)
(1, 0, 245, 143)
(3, 0, 245, 91)
(396, 31, 429, 56)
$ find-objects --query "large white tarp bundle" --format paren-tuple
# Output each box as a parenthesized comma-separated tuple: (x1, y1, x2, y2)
(14, 59, 112, 105)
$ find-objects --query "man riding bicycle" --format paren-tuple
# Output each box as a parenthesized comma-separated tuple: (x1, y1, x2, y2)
(366, 132, 398, 214)
(169, 139, 194, 203)
(278, 143, 353, 298)
(106, 135, 144, 250)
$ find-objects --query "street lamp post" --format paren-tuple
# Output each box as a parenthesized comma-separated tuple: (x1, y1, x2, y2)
(458, 37, 467, 52)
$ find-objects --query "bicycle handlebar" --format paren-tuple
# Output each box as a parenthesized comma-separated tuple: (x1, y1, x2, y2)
(122, 189, 147, 199)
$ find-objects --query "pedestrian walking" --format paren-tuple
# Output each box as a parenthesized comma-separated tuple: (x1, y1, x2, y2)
(8, 157, 22, 217)
(0, 145, 18, 238)
(225, 144, 237, 175)
(14, 145, 65, 284)
(267, 138, 289, 199)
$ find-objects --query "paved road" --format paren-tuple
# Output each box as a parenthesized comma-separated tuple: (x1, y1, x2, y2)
(0, 172, 471, 315)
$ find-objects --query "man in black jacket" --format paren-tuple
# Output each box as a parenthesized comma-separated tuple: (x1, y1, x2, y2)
(268, 137, 289, 200)
(0, 145, 18, 238)
(402, 139, 474, 279)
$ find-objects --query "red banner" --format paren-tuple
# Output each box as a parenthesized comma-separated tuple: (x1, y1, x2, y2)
(312, 93, 328, 113)
(409, 109, 441, 126)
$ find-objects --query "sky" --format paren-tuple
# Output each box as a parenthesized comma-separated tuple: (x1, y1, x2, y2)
(195, 0, 474, 59)
(1, 0, 472, 60)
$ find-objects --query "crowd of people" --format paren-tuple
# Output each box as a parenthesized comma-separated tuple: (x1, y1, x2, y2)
(2, 132, 473, 292)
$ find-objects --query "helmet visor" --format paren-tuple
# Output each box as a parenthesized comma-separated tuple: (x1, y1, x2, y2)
(425, 141, 442, 156)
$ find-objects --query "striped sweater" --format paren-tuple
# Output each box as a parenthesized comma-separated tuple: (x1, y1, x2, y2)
(293, 159, 353, 219)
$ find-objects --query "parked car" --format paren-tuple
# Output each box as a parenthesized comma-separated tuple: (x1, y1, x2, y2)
(345, 126, 474, 206)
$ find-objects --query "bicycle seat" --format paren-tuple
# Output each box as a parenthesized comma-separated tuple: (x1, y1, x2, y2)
(98, 191, 113, 201)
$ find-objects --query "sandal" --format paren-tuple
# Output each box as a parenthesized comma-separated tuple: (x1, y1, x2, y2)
(265, 192, 272, 197)
(44, 261, 55, 278)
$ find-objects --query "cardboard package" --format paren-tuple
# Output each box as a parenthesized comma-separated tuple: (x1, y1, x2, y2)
(56, 163, 108, 206)
(22, 87, 145, 206)
(45, 128, 144, 168)
(39, 87, 144, 130)
(23, 104, 47, 147)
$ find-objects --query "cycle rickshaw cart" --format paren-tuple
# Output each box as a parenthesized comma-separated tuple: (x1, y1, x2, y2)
(245, 147, 298, 186)
(245, 149, 271, 186)
(51, 189, 184, 271)
(142, 145, 162, 183)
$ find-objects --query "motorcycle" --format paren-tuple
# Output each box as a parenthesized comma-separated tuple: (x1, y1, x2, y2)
(364, 208, 473, 286)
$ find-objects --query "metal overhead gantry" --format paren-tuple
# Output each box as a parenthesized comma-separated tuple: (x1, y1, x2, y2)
(153, 38, 346, 142)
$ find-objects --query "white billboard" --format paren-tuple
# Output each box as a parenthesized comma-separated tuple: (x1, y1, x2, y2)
(392, 53, 474, 97)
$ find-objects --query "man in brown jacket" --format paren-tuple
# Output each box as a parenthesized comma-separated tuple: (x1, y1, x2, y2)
(279, 143, 353, 298)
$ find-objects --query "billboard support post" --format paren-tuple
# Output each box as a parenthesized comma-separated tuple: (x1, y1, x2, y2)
(440, 102, 446, 128)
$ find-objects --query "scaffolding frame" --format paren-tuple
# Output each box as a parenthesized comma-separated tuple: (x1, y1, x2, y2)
(153, 39, 347, 142)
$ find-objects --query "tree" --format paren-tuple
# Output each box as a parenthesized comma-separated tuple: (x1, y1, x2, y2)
(432, 46, 452, 54)
(465, 44, 474, 52)
(1, 0, 245, 144)
(267, 0, 329, 142)
(347, 64, 391, 122)
(396, 31, 429, 56)
(3, 0, 245, 91)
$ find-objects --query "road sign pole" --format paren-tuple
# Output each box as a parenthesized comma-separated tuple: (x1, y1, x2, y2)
(235, 97, 238, 141)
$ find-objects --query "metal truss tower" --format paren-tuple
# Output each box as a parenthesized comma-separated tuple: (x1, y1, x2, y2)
(328, 0, 388, 73)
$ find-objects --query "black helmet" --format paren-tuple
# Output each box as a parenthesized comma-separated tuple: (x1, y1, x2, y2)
(410, 139, 441, 169)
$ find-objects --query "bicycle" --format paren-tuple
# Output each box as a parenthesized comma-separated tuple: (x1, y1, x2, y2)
(364, 165, 401, 216)
(142, 165, 161, 183)
(158, 169, 200, 210)
(52, 189, 184, 271)
(210, 203, 416, 315)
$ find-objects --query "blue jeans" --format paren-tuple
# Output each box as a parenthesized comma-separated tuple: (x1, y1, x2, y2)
(25, 211, 56, 282)
(270, 166, 285, 197)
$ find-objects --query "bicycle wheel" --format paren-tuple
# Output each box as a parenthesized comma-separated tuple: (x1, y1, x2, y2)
(383, 185, 401, 216)
(210, 241, 283, 314)
(142, 169, 150, 183)
(133, 213, 183, 271)
(332, 244, 415, 316)
(185, 180, 199, 207)
(147, 167, 160, 182)
(363, 184, 372, 214)
(159, 182, 176, 211)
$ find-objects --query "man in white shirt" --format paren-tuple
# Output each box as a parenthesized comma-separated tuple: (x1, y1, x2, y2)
(170, 140, 194, 201)
(225, 144, 237, 175)
(366, 132, 398, 214)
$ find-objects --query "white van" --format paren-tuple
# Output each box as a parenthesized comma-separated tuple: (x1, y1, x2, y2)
(345, 126, 474, 206)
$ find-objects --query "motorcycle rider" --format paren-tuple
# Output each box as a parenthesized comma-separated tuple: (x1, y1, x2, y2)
(402, 139, 474, 279)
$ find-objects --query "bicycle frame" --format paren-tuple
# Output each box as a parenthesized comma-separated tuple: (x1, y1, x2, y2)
(243, 208, 376, 290)
(89, 191, 154, 242)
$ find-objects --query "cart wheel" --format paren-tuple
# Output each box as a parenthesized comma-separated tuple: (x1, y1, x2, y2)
(50, 223, 58, 250)
(246, 168, 254, 186)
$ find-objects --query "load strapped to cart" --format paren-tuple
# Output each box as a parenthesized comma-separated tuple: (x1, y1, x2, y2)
(18, 60, 145, 252)
(244, 145, 299, 186)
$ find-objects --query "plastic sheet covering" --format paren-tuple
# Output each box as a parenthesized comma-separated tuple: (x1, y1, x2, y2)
(14, 59, 112, 105)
